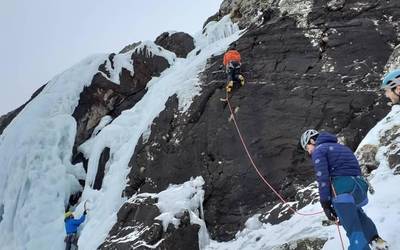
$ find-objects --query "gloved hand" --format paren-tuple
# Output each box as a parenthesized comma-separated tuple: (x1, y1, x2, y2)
(83, 210, 87, 215)
(321, 201, 337, 221)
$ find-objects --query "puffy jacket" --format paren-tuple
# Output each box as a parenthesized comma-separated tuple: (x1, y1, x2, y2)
(223, 50, 241, 66)
(65, 214, 86, 234)
(311, 132, 361, 202)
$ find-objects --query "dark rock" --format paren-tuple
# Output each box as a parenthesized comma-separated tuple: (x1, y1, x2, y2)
(277, 237, 327, 250)
(71, 45, 172, 187)
(93, 147, 110, 190)
(0, 204, 4, 223)
(155, 32, 195, 58)
(113, 0, 398, 243)
(127, 45, 171, 94)
(99, 196, 200, 250)
(99, 0, 400, 247)
(394, 165, 400, 175)
(99, 197, 163, 249)
(71, 74, 123, 157)
(98, 46, 170, 95)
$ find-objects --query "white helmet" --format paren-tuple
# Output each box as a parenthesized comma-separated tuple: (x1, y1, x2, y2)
(300, 129, 319, 150)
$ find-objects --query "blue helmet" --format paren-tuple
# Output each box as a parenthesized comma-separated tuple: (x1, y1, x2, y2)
(381, 69, 400, 89)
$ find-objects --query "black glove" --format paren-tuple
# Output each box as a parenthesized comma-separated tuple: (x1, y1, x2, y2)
(321, 201, 337, 221)
(83, 210, 87, 215)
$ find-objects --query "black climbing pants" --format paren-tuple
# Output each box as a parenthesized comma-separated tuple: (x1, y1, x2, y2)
(65, 233, 78, 250)
(226, 61, 242, 84)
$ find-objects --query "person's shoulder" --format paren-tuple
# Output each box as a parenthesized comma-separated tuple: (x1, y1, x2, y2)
(315, 143, 329, 152)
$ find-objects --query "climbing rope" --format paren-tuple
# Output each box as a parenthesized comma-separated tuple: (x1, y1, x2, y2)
(225, 91, 345, 249)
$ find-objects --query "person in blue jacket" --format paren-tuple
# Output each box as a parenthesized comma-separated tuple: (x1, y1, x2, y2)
(64, 209, 87, 250)
(300, 129, 388, 250)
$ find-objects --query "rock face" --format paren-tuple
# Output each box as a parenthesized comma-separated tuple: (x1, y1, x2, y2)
(155, 32, 195, 58)
(71, 45, 172, 184)
(96, 1, 400, 248)
(4, 0, 388, 249)
(98, 197, 200, 250)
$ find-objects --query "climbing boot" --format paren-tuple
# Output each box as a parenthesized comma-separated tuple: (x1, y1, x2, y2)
(226, 81, 233, 93)
(238, 75, 245, 86)
(370, 236, 389, 250)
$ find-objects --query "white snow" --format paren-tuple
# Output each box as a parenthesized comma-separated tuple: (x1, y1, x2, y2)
(0, 54, 108, 250)
(104, 53, 134, 84)
(91, 115, 113, 137)
(133, 40, 177, 65)
(197, 15, 241, 48)
(101, 40, 177, 85)
(165, 30, 178, 36)
(126, 177, 209, 248)
(155, 176, 205, 230)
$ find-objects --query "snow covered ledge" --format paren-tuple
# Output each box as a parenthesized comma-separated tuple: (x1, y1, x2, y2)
(132, 176, 209, 249)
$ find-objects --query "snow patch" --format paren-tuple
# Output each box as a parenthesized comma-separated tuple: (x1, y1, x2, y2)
(196, 15, 241, 48)
(104, 53, 134, 84)
(155, 176, 205, 230)
(92, 116, 113, 137)
(128, 177, 209, 249)
(134, 40, 177, 65)
(321, 54, 336, 73)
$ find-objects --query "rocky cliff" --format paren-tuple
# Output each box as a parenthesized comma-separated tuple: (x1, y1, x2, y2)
(1, 0, 399, 250)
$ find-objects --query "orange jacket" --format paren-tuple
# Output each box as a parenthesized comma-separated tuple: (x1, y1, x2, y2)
(223, 50, 241, 66)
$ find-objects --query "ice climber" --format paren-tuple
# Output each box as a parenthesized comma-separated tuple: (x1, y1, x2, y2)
(64, 209, 87, 250)
(300, 129, 389, 250)
(381, 69, 400, 104)
(223, 42, 245, 94)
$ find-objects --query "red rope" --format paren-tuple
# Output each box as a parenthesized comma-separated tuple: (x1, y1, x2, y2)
(225, 92, 345, 249)
(336, 222, 346, 250)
